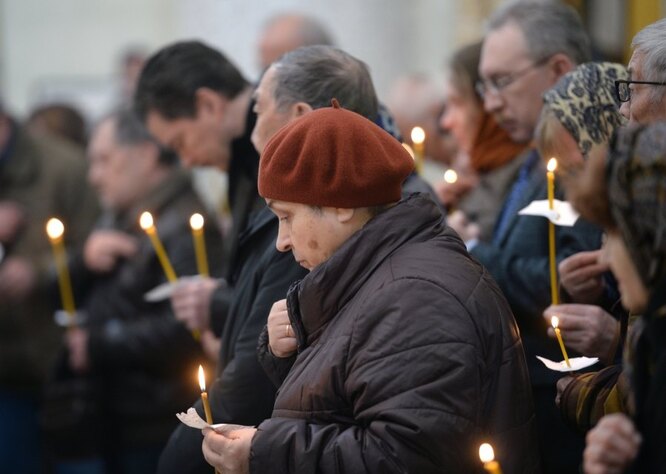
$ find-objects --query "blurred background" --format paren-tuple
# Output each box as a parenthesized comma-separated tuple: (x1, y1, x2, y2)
(0, 0, 662, 123)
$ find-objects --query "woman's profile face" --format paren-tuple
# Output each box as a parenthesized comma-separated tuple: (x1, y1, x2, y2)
(440, 78, 482, 154)
(601, 231, 649, 314)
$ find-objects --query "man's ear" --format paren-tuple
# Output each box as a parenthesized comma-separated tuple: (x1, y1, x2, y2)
(548, 53, 576, 80)
(335, 208, 355, 223)
(195, 87, 227, 117)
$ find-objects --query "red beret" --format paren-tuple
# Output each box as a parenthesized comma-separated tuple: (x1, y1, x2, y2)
(258, 99, 415, 208)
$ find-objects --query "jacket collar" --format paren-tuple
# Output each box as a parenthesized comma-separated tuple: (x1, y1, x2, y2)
(288, 194, 445, 349)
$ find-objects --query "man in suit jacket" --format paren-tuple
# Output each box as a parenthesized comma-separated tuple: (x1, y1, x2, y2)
(467, 2, 603, 473)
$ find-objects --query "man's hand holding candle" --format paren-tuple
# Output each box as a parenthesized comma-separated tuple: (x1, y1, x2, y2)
(543, 304, 619, 365)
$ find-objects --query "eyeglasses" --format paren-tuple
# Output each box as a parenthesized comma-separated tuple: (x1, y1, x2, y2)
(615, 79, 666, 102)
(476, 56, 551, 98)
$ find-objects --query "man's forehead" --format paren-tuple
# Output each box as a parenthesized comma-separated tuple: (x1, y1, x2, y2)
(480, 24, 530, 73)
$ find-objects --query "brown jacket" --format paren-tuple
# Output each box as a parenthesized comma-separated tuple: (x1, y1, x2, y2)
(252, 194, 539, 473)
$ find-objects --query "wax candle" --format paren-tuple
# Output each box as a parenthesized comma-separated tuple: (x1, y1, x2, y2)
(45, 218, 76, 319)
(410, 126, 425, 175)
(189, 213, 210, 278)
(547, 158, 559, 305)
(443, 169, 458, 184)
(198, 364, 214, 424)
(479, 443, 503, 474)
(551, 316, 571, 367)
(139, 212, 177, 283)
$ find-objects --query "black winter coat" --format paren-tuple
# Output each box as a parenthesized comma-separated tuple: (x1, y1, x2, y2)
(253, 194, 540, 473)
(157, 206, 307, 474)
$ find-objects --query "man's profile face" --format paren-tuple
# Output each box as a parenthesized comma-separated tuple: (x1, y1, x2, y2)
(251, 66, 300, 154)
(146, 104, 229, 170)
(87, 119, 151, 211)
(479, 23, 559, 143)
(620, 51, 666, 125)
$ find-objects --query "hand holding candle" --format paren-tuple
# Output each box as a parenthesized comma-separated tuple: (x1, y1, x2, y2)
(189, 213, 210, 278)
(479, 443, 503, 474)
(547, 158, 559, 305)
(551, 316, 571, 368)
(410, 126, 425, 175)
(140, 211, 177, 283)
(46, 218, 76, 319)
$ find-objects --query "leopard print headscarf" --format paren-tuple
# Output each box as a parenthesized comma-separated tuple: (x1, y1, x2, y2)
(608, 123, 666, 288)
(543, 62, 628, 157)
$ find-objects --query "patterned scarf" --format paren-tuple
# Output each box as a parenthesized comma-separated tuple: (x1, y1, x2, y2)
(543, 62, 628, 157)
(607, 123, 666, 288)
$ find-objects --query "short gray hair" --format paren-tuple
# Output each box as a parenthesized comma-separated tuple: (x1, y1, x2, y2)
(271, 45, 379, 122)
(486, 0, 591, 65)
(631, 18, 666, 92)
(107, 108, 178, 165)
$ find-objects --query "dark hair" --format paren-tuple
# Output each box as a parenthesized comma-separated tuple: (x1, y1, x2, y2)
(486, 0, 591, 66)
(27, 103, 87, 147)
(271, 45, 378, 122)
(448, 41, 483, 103)
(134, 40, 248, 121)
(111, 108, 178, 165)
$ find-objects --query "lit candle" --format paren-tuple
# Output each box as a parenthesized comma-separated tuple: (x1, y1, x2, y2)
(443, 169, 458, 184)
(45, 218, 76, 320)
(189, 213, 210, 278)
(199, 365, 218, 474)
(198, 364, 214, 423)
(139, 211, 177, 283)
(410, 126, 425, 175)
(551, 316, 571, 368)
(479, 443, 503, 474)
(547, 158, 559, 305)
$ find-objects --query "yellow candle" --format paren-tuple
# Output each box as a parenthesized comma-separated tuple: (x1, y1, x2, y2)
(547, 158, 559, 305)
(198, 365, 214, 424)
(139, 212, 177, 283)
(410, 126, 425, 175)
(45, 218, 76, 320)
(479, 443, 503, 474)
(199, 365, 219, 474)
(443, 169, 458, 184)
(551, 316, 571, 368)
(189, 213, 210, 278)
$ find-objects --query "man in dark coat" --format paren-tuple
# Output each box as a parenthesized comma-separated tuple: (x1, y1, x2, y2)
(134, 41, 308, 474)
(201, 101, 540, 473)
(46, 109, 223, 472)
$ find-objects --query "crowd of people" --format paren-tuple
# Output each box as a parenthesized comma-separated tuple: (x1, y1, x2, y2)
(1, 1, 666, 473)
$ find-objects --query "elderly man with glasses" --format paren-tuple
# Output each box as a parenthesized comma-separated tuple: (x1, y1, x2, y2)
(616, 17, 666, 124)
(459, 1, 605, 473)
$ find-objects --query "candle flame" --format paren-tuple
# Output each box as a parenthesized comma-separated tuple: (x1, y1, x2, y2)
(410, 126, 425, 144)
(46, 218, 65, 240)
(139, 211, 154, 230)
(547, 158, 558, 172)
(402, 143, 415, 159)
(190, 213, 204, 231)
(198, 364, 206, 392)
(551, 316, 560, 329)
(444, 169, 458, 184)
(479, 443, 495, 463)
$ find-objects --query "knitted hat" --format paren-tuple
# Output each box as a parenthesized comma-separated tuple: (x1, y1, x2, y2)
(258, 99, 414, 208)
